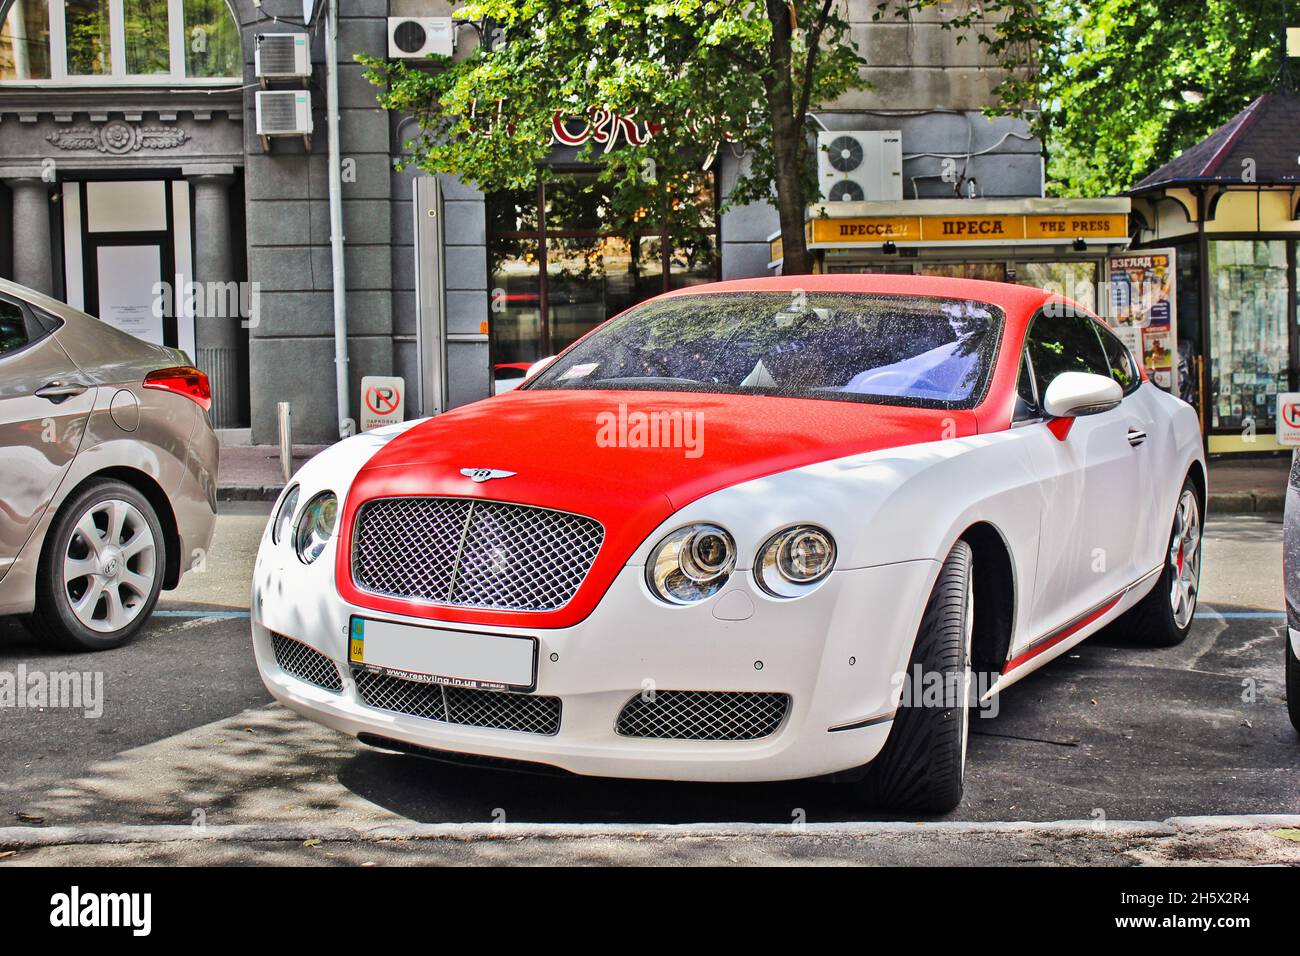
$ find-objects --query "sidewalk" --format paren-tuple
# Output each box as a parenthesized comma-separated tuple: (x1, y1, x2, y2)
(216, 442, 1294, 514)
(217, 445, 328, 501)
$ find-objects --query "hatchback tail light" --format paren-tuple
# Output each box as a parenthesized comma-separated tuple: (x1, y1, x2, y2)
(143, 366, 212, 411)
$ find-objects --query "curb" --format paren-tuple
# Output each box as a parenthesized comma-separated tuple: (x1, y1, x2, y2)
(1206, 492, 1284, 515)
(218, 486, 283, 502)
(2, 815, 1297, 850)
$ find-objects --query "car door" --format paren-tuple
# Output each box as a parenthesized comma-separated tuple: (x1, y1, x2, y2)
(1017, 308, 1148, 641)
(0, 294, 98, 583)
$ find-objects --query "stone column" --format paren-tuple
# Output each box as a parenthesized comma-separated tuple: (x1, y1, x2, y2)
(7, 177, 54, 296)
(186, 169, 241, 428)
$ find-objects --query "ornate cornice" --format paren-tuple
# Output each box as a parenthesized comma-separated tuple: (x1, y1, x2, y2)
(46, 120, 189, 154)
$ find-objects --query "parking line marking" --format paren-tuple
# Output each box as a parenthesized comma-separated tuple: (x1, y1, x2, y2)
(154, 610, 251, 619)
(1199, 610, 1285, 619)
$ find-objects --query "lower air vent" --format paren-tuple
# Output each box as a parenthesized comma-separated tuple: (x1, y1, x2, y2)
(616, 690, 790, 741)
(271, 632, 343, 692)
(353, 668, 561, 736)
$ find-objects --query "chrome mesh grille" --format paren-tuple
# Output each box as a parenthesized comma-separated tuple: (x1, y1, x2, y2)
(616, 691, 790, 741)
(352, 497, 603, 612)
(271, 633, 343, 692)
(352, 667, 562, 736)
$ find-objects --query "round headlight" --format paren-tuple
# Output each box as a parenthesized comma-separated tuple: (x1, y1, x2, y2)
(271, 485, 299, 545)
(756, 525, 836, 598)
(294, 491, 338, 564)
(646, 524, 736, 604)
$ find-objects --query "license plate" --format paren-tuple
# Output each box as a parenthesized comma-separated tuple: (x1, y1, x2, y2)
(349, 617, 537, 692)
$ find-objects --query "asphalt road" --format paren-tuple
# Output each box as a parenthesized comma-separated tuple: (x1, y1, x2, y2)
(1, 505, 1296, 835)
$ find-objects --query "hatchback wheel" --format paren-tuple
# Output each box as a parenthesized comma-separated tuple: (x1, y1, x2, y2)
(25, 479, 166, 651)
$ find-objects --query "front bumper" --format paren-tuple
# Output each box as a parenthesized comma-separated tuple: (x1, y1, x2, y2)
(252, 538, 937, 783)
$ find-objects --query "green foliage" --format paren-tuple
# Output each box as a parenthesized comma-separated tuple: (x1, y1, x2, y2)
(875, 0, 1293, 196)
(360, 1, 866, 257)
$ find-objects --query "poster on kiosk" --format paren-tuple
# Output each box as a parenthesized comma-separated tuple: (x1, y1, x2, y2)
(1106, 249, 1178, 394)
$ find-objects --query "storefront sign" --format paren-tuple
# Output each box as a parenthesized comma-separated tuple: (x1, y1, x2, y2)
(1107, 249, 1177, 394)
(1024, 214, 1127, 240)
(361, 376, 405, 432)
(921, 215, 1017, 241)
(807, 212, 1128, 248)
(810, 216, 919, 244)
(1277, 393, 1300, 446)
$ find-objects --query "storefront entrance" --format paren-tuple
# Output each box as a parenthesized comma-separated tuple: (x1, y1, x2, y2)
(61, 178, 190, 354)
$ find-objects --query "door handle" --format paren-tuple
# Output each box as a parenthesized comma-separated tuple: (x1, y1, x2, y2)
(34, 381, 88, 403)
(1127, 427, 1147, 447)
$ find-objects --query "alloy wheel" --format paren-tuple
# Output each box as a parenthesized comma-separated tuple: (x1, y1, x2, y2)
(62, 498, 157, 634)
(1168, 489, 1201, 630)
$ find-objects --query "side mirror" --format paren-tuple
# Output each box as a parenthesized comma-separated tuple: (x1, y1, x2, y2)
(1041, 371, 1122, 418)
(525, 356, 557, 379)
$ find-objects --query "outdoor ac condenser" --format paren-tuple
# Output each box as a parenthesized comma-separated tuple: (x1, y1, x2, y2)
(256, 91, 314, 151)
(255, 33, 312, 83)
(817, 130, 903, 203)
(388, 17, 455, 58)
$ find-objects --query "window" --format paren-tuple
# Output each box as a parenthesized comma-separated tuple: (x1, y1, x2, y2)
(1014, 349, 1039, 421)
(0, 297, 49, 356)
(1208, 239, 1289, 431)
(1096, 322, 1141, 394)
(530, 292, 1003, 410)
(1026, 310, 1112, 396)
(0, 0, 241, 81)
(487, 171, 719, 391)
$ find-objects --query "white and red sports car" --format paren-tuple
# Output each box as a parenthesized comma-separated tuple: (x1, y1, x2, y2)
(251, 274, 1205, 811)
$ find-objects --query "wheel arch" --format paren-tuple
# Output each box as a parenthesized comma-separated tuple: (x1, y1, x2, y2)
(1185, 458, 1207, 515)
(959, 521, 1016, 676)
(54, 467, 183, 590)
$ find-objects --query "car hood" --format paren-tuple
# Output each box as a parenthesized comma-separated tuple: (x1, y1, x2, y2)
(337, 388, 978, 627)
(353, 388, 977, 510)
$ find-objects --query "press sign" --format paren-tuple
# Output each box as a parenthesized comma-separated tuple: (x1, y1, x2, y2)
(360, 376, 404, 432)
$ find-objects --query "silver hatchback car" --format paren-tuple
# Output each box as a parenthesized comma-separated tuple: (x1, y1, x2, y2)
(0, 279, 219, 650)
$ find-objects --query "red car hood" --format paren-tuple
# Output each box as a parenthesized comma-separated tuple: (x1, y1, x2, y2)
(337, 389, 978, 627)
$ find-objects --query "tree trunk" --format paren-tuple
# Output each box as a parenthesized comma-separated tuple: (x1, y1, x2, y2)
(765, 0, 811, 274)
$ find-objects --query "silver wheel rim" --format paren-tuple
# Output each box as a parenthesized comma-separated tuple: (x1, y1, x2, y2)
(62, 498, 157, 634)
(1168, 489, 1201, 630)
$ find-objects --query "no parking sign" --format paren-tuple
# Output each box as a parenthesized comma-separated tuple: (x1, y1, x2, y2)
(361, 376, 404, 432)
(1277, 393, 1300, 446)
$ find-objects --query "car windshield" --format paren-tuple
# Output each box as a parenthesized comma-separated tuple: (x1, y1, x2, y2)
(528, 292, 1004, 409)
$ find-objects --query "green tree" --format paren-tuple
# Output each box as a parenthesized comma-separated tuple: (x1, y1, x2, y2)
(361, 1, 866, 274)
(876, 0, 1294, 196)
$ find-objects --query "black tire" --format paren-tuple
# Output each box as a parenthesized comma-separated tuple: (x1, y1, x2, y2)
(855, 540, 973, 813)
(23, 479, 166, 652)
(1287, 635, 1300, 734)
(1111, 475, 1201, 648)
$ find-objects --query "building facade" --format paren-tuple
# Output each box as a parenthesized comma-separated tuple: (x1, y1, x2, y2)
(0, 0, 1128, 444)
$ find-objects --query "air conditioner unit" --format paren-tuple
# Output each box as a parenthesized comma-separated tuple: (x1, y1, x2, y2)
(255, 33, 311, 83)
(256, 90, 313, 151)
(817, 130, 903, 202)
(388, 17, 455, 58)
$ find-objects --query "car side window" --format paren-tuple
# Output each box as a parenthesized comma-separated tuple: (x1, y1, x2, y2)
(0, 297, 49, 358)
(1013, 348, 1040, 421)
(1094, 321, 1142, 395)
(1026, 311, 1112, 398)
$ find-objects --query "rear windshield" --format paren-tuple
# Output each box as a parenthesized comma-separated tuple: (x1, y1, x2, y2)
(528, 291, 1004, 409)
